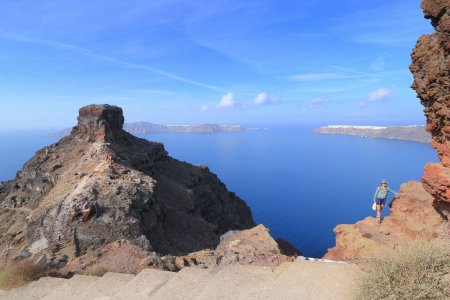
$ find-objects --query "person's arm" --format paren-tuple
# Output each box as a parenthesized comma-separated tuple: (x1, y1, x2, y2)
(388, 187, 399, 208)
(387, 187, 399, 197)
(373, 187, 380, 202)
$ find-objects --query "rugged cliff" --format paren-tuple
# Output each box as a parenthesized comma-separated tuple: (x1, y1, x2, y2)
(325, 0, 450, 260)
(411, 0, 450, 206)
(0, 104, 258, 270)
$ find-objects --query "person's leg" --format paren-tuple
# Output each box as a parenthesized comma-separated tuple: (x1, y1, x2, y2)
(375, 198, 381, 221)
(378, 198, 386, 223)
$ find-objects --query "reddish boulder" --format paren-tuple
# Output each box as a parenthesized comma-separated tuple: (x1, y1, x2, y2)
(422, 163, 450, 203)
(214, 224, 297, 267)
(174, 224, 300, 270)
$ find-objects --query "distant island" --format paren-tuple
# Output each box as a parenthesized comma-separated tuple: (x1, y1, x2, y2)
(314, 125, 431, 143)
(53, 122, 251, 137)
(124, 122, 247, 134)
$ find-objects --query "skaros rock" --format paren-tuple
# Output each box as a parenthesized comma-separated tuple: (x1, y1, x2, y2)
(0, 104, 256, 269)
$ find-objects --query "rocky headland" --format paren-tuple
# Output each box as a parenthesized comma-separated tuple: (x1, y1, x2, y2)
(325, 0, 450, 261)
(0, 104, 298, 274)
(52, 122, 247, 137)
(315, 125, 431, 143)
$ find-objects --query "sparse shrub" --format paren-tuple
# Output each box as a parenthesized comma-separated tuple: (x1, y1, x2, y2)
(358, 241, 450, 300)
(0, 261, 46, 290)
(362, 232, 373, 239)
(84, 263, 107, 277)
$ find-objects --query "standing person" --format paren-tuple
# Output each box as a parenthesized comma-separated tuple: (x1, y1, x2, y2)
(373, 179, 398, 224)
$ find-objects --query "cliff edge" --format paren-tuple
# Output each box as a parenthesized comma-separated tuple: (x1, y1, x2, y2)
(0, 104, 258, 270)
(325, 0, 450, 260)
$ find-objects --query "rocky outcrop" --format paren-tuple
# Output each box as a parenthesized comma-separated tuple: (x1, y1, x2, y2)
(412, 0, 450, 204)
(325, 182, 450, 260)
(315, 125, 431, 143)
(325, 0, 450, 260)
(214, 225, 300, 266)
(58, 224, 301, 275)
(173, 225, 301, 271)
(409, 0, 450, 212)
(0, 104, 256, 269)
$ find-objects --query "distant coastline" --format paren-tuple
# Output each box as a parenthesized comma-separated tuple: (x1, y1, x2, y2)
(314, 125, 431, 143)
(52, 122, 254, 137)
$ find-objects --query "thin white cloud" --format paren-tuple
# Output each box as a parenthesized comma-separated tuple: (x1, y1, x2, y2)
(329, 65, 409, 81)
(293, 86, 354, 94)
(308, 98, 328, 108)
(368, 87, 396, 102)
(290, 70, 377, 82)
(0, 31, 220, 91)
(125, 89, 173, 96)
(351, 34, 418, 45)
(357, 101, 367, 107)
(216, 92, 237, 109)
(200, 105, 210, 112)
(329, 65, 376, 77)
(290, 73, 342, 81)
(370, 56, 385, 72)
(254, 92, 271, 105)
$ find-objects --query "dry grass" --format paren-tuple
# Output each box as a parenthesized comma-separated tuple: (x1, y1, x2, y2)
(361, 232, 373, 239)
(358, 241, 450, 300)
(84, 263, 107, 277)
(0, 261, 46, 290)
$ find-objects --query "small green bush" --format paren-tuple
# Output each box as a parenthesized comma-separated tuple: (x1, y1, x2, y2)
(0, 261, 46, 289)
(358, 242, 450, 300)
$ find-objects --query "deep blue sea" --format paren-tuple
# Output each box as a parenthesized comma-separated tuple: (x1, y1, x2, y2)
(0, 126, 438, 257)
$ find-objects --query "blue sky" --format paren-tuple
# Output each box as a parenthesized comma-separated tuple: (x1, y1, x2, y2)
(0, 0, 433, 129)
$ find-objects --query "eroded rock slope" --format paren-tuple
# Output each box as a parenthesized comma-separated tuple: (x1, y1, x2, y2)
(0, 104, 256, 269)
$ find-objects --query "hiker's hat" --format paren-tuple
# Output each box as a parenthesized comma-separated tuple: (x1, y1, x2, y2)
(381, 179, 387, 184)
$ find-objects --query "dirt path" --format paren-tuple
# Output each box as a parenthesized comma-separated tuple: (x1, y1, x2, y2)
(0, 259, 362, 300)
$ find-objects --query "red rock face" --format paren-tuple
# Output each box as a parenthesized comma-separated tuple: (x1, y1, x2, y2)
(324, 182, 450, 260)
(325, 0, 450, 260)
(411, 0, 450, 204)
(411, 0, 450, 168)
(422, 163, 450, 205)
(72, 104, 125, 142)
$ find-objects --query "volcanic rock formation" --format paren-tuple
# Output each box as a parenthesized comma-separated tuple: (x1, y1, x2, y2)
(325, 0, 450, 260)
(411, 0, 450, 205)
(0, 104, 257, 269)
